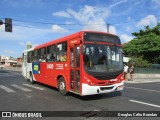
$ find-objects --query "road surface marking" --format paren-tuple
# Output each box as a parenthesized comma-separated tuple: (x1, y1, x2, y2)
(125, 86, 160, 93)
(23, 84, 45, 90)
(11, 84, 32, 92)
(0, 85, 15, 92)
(0, 74, 13, 76)
(130, 100, 160, 108)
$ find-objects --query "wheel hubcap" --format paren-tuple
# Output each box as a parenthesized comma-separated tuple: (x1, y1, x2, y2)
(60, 82, 65, 91)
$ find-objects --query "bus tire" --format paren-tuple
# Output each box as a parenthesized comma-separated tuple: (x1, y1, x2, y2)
(29, 72, 35, 84)
(58, 77, 67, 96)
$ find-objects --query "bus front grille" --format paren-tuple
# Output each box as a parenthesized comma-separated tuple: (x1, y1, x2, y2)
(100, 86, 114, 91)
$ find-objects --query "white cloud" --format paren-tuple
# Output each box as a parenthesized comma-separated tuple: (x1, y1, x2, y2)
(137, 15, 157, 27)
(0, 23, 53, 57)
(19, 42, 25, 46)
(19, 41, 37, 48)
(108, 26, 117, 34)
(4, 49, 18, 55)
(127, 16, 134, 22)
(52, 11, 71, 18)
(152, 0, 160, 7)
(109, 0, 127, 9)
(51, 25, 68, 33)
(0, 25, 28, 41)
(0, 24, 51, 42)
(120, 34, 133, 43)
(53, 5, 117, 34)
(65, 21, 74, 25)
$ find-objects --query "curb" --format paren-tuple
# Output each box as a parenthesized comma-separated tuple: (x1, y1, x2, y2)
(134, 74, 160, 79)
(1, 67, 22, 72)
(124, 78, 160, 84)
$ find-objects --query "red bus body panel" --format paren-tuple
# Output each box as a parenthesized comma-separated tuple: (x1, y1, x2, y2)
(31, 31, 124, 95)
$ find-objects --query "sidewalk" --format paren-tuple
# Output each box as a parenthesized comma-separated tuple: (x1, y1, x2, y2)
(1, 67, 160, 84)
(1, 67, 22, 72)
(134, 73, 160, 78)
(124, 78, 160, 84)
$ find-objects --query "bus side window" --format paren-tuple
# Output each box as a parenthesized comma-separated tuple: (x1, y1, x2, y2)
(39, 47, 46, 62)
(47, 45, 56, 62)
(33, 50, 38, 62)
(27, 51, 34, 63)
(57, 42, 67, 62)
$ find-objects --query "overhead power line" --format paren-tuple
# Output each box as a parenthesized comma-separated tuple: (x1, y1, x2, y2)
(14, 19, 76, 25)
(1, 15, 159, 31)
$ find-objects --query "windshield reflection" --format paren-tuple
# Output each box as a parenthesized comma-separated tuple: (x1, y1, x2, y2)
(83, 44, 123, 73)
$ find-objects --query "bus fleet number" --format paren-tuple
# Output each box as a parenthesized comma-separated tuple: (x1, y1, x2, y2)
(47, 64, 54, 69)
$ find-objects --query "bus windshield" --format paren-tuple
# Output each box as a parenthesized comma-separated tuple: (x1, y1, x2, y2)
(83, 43, 123, 73)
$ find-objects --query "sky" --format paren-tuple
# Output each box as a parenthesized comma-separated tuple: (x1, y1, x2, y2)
(0, 0, 160, 58)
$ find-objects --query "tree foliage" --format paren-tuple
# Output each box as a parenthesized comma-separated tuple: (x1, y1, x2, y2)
(129, 56, 151, 68)
(123, 23, 160, 64)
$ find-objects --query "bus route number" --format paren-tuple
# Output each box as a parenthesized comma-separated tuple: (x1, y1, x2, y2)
(47, 64, 54, 69)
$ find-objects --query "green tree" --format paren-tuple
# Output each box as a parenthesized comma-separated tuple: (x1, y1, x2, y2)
(123, 23, 160, 64)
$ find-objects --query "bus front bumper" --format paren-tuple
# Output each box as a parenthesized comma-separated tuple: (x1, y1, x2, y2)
(82, 81, 124, 96)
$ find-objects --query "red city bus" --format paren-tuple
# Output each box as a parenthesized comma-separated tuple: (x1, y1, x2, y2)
(22, 31, 124, 96)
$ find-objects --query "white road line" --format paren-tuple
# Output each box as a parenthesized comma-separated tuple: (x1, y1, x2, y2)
(130, 100, 160, 108)
(11, 84, 32, 92)
(125, 86, 160, 93)
(0, 85, 15, 92)
(0, 74, 13, 76)
(23, 84, 45, 90)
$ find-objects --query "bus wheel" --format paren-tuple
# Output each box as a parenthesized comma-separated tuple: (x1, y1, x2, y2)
(58, 77, 67, 95)
(29, 73, 35, 84)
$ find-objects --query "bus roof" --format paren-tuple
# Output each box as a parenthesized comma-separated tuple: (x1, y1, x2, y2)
(22, 47, 34, 53)
(34, 31, 118, 50)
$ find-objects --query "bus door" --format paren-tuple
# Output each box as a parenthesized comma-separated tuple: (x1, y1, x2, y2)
(70, 45, 81, 93)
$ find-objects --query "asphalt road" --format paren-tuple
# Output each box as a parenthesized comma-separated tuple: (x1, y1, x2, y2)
(0, 70, 160, 120)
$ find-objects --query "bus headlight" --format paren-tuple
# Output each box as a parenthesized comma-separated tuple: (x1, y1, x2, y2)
(84, 76, 95, 86)
(119, 76, 124, 80)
